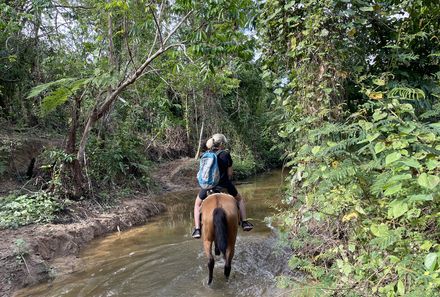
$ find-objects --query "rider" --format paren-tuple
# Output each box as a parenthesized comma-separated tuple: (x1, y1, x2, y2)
(191, 133, 253, 238)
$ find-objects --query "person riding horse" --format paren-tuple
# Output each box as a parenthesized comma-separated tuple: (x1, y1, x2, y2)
(192, 133, 253, 238)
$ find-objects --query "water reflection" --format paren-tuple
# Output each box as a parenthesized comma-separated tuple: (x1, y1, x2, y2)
(16, 170, 289, 297)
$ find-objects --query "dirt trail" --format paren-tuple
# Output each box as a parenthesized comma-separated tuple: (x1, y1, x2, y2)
(154, 157, 198, 191)
(0, 157, 198, 297)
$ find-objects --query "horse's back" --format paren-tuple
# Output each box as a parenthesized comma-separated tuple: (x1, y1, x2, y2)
(201, 193, 239, 241)
(202, 193, 238, 221)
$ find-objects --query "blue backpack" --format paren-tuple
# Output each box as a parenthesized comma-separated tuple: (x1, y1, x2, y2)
(197, 150, 222, 189)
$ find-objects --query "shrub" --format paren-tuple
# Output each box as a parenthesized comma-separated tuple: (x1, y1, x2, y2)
(0, 192, 63, 229)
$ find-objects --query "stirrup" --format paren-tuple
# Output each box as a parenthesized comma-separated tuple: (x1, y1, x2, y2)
(192, 228, 201, 238)
(241, 221, 253, 231)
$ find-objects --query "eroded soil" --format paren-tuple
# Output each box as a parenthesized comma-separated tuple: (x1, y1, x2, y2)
(0, 157, 198, 297)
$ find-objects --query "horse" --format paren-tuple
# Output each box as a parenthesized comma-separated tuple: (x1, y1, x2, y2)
(201, 193, 239, 285)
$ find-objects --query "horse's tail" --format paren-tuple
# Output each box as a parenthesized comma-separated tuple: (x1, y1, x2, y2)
(213, 207, 228, 256)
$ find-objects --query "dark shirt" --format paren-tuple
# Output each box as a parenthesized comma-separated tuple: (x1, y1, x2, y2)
(214, 149, 233, 185)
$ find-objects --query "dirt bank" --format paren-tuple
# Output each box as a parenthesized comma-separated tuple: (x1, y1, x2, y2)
(0, 157, 198, 297)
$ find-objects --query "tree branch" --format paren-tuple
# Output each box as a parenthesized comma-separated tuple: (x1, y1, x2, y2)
(77, 10, 194, 165)
(149, 6, 164, 48)
(164, 10, 193, 44)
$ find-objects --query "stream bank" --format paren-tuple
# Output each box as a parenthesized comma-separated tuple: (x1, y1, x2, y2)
(15, 169, 291, 297)
(0, 158, 198, 297)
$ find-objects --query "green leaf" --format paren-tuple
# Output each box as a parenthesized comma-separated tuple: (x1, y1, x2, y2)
(400, 158, 421, 169)
(320, 29, 329, 37)
(426, 159, 439, 170)
(274, 88, 283, 95)
(388, 174, 412, 183)
(370, 223, 389, 237)
(385, 152, 401, 165)
(40, 78, 91, 114)
(284, 1, 295, 10)
(388, 200, 408, 218)
(366, 132, 380, 142)
(397, 280, 405, 296)
(420, 241, 433, 251)
(408, 194, 433, 202)
(398, 124, 416, 134)
(389, 255, 400, 264)
(288, 256, 302, 269)
(424, 253, 438, 271)
(417, 173, 439, 190)
(360, 6, 374, 12)
(373, 78, 386, 86)
(311, 146, 320, 155)
(429, 122, 440, 129)
(419, 133, 436, 143)
(41, 87, 71, 114)
(27, 78, 77, 99)
(348, 244, 356, 252)
(373, 111, 387, 122)
(355, 205, 366, 215)
(384, 183, 402, 196)
(374, 142, 386, 153)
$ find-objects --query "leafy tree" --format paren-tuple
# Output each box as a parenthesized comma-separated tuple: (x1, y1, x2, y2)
(21, 0, 262, 197)
(259, 0, 440, 295)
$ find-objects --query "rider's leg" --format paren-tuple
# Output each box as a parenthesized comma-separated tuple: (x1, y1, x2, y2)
(222, 181, 253, 231)
(233, 193, 253, 231)
(235, 193, 247, 220)
(193, 196, 203, 229)
(192, 190, 208, 238)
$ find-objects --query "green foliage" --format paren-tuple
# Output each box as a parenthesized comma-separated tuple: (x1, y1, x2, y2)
(13, 238, 29, 264)
(87, 117, 153, 189)
(275, 97, 440, 296)
(27, 77, 92, 115)
(231, 151, 264, 180)
(0, 192, 63, 229)
(259, 0, 440, 295)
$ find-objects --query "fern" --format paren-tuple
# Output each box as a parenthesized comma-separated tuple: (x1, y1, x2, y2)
(40, 78, 91, 114)
(395, 52, 420, 63)
(420, 102, 440, 120)
(369, 227, 403, 250)
(388, 87, 425, 101)
(27, 77, 77, 99)
(371, 171, 394, 197)
(27, 77, 92, 115)
(41, 87, 71, 114)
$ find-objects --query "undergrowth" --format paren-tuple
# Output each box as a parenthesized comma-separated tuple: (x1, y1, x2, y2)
(0, 192, 64, 229)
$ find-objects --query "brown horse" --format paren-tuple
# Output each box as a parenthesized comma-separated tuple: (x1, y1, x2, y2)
(201, 193, 239, 285)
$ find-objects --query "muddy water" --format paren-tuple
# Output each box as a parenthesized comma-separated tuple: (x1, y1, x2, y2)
(18, 170, 289, 297)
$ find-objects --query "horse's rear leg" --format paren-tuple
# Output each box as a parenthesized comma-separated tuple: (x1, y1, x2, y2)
(204, 240, 215, 285)
(224, 248, 235, 280)
(208, 256, 214, 285)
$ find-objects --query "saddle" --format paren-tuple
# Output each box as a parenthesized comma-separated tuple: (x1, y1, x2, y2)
(200, 187, 241, 229)
(206, 186, 228, 196)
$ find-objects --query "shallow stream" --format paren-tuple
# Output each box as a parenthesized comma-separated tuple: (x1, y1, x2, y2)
(17, 170, 290, 297)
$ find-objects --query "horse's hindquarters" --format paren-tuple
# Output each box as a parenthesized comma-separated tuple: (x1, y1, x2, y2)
(200, 193, 239, 284)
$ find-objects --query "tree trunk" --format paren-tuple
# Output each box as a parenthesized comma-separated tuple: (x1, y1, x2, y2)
(185, 94, 190, 144)
(62, 92, 86, 199)
(75, 9, 193, 178)
(195, 120, 204, 159)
